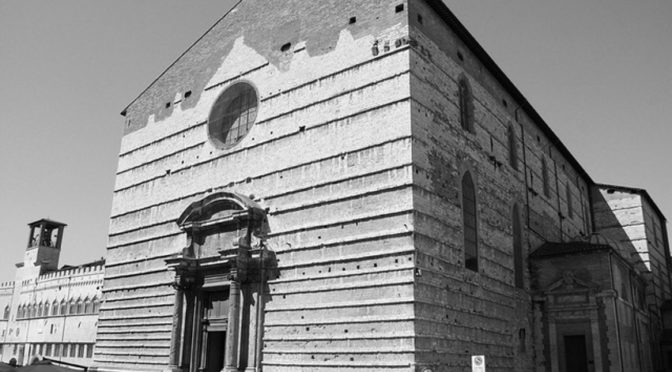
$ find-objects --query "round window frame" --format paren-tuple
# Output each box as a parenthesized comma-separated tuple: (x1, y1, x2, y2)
(207, 81, 259, 150)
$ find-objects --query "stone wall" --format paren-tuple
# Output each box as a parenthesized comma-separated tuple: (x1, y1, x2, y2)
(408, 1, 592, 370)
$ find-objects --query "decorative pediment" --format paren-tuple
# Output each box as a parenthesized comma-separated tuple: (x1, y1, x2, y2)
(176, 191, 265, 230)
(545, 271, 594, 293)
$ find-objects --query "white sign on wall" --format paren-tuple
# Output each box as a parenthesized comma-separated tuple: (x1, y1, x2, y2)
(472, 355, 486, 372)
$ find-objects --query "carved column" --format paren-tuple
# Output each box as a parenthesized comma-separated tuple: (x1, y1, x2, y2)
(223, 275, 241, 372)
(168, 278, 185, 372)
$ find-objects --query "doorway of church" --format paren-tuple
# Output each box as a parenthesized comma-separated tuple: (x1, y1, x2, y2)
(564, 334, 589, 372)
(205, 331, 226, 372)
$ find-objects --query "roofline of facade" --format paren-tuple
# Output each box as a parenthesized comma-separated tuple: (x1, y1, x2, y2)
(119, 0, 594, 188)
(596, 182, 667, 222)
(422, 0, 594, 185)
(120, 1, 243, 117)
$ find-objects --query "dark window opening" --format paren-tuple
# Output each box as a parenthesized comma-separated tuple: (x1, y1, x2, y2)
(280, 42, 292, 52)
(458, 76, 474, 133)
(349, 17, 357, 24)
(462, 172, 478, 271)
(417, 14, 423, 24)
(395, 4, 404, 13)
(513, 204, 523, 288)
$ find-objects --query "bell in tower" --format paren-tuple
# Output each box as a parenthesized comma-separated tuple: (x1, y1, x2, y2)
(25, 219, 66, 273)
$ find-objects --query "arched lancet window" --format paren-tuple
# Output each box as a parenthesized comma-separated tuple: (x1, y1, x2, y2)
(541, 157, 550, 197)
(52, 300, 59, 316)
(44, 302, 50, 317)
(566, 182, 573, 219)
(462, 172, 478, 271)
(458, 75, 474, 133)
(84, 297, 92, 314)
(508, 124, 518, 170)
(16, 305, 22, 319)
(92, 297, 100, 313)
(76, 298, 84, 314)
(37, 303, 43, 317)
(3, 305, 9, 320)
(60, 299, 67, 315)
(513, 204, 523, 288)
(30, 303, 37, 318)
(68, 299, 76, 315)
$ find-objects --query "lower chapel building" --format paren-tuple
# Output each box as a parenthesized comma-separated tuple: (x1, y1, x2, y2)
(15, 1, 672, 372)
(0, 219, 104, 367)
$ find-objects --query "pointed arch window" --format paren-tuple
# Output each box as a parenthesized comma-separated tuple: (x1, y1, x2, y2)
(458, 76, 474, 133)
(84, 298, 92, 314)
(30, 303, 37, 318)
(68, 299, 76, 315)
(508, 124, 518, 170)
(37, 303, 43, 317)
(52, 300, 59, 316)
(3, 305, 9, 320)
(462, 172, 478, 271)
(92, 297, 100, 313)
(60, 299, 67, 315)
(513, 204, 524, 288)
(541, 157, 550, 197)
(44, 302, 50, 317)
(76, 298, 84, 314)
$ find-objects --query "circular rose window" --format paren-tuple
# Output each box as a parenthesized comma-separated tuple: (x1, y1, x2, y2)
(208, 82, 258, 149)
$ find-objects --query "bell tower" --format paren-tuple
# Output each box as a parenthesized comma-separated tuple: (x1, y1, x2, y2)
(24, 219, 66, 273)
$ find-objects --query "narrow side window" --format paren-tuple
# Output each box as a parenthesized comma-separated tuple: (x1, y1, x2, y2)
(462, 172, 478, 271)
(513, 204, 523, 288)
(458, 76, 474, 133)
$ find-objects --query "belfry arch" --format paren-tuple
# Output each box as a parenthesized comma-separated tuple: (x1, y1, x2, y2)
(166, 192, 273, 372)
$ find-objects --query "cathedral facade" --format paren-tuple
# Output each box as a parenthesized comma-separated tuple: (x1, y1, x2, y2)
(93, 1, 671, 371)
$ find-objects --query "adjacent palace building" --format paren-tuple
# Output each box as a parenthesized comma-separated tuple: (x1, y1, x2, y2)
(5, 1, 672, 372)
(0, 219, 104, 367)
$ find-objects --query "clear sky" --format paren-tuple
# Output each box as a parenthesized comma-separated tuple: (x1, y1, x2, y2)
(0, 1, 670, 284)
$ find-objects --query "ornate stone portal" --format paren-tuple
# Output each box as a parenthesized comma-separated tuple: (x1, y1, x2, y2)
(166, 192, 270, 372)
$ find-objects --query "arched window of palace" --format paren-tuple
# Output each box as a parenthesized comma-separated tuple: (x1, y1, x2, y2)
(68, 299, 76, 315)
(3, 305, 9, 320)
(462, 172, 478, 271)
(458, 75, 475, 133)
(52, 300, 59, 316)
(76, 298, 84, 314)
(92, 297, 100, 313)
(84, 297, 92, 314)
(60, 299, 67, 315)
(44, 302, 50, 317)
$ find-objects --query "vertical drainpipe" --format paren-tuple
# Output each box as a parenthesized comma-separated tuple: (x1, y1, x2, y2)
(517, 117, 531, 238)
(255, 235, 266, 372)
(608, 253, 625, 372)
